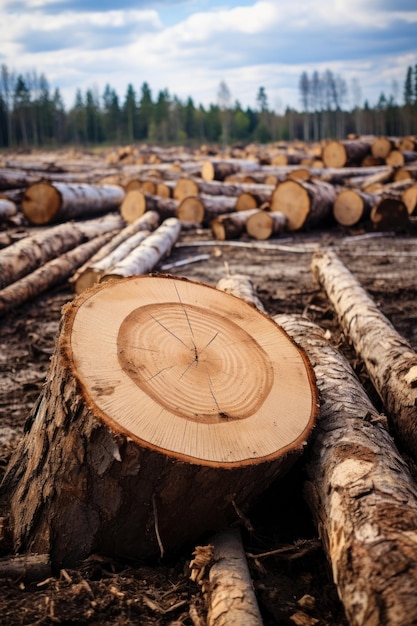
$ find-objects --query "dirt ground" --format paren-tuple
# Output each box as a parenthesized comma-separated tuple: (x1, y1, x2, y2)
(0, 218, 417, 625)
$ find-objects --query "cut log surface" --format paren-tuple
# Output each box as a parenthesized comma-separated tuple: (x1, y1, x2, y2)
(333, 189, 376, 226)
(311, 249, 417, 460)
(270, 180, 337, 231)
(275, 314, 417, 626)
(246, 210, 287, 240)
(22, 181, 126, 225)
(72, 211, 160, 294)
(0, 233, 114, 316)
(121, 190, 180, 224)
(4, 274, 317, 566)
(100, 217, 181, 280)
(402, 184, 417, 215)
(321, 139, 372, 168)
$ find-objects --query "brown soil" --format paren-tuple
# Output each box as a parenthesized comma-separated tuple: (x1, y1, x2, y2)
(1, 219, 417, 625)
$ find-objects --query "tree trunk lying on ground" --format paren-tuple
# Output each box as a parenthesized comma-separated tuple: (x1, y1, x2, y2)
(402, 184, 417, 216)
(311, 249, 417, 461)
(71, 211, 160, 293)
(270, 180, 337, 231)
(0, 198, 17, 222)
(275, 313, 417, 626)
(370, 195, 410, 231)
(120, 190, 180, 223)
(177, 194, 237, 226)
(333, 189, 377, 226)
(190, 529, 263, 626)
(100, 217, 181, 281)
(22, 181, 126, 225)
(0, 233, 114, 316)
(211, 209, 287, 241)
(321, 139, 372, 168)
(0, 215, 123, 290)
(2, 274, 317, 567)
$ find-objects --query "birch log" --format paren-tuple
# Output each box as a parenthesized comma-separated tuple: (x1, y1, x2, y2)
(100, 217, 182, 281)
(0, 215, 123, 290)
(71, 211, 160, 293)
(311, 249, 417, 460)
(275, 314, 417, 626)
(22, 182, 126, 225)
(0, 233, 114, 316)
(0, 198, 17, 221)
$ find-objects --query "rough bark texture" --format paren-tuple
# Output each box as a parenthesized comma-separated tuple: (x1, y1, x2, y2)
(210, 209, 260, 241)
(0, 217, 122, 290)
(22, 182, 126, 225)
(71, 211, 160, 293)
(270, 180, 337, 231)
(216, 274, 266, 312)
(206, 529, 263, 626)
(321, 139, 372, 168)
(3, 275, 317, 567)
(100, 217, 182, 280)
(275, 313, 417, 626)
(0, 198, 17, 221)
(311, 249, 417, 461)
(370, 196, 410, 231)
(0, 233, 114, 316)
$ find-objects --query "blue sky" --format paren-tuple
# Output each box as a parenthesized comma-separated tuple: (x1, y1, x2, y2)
(1, 0, 416, 112)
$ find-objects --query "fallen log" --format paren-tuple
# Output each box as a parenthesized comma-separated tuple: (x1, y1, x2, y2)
(22, 181, 125, 225)
(100, 217, 181, 281)
(275, 313, 417, 626)
(0, 216, 122, 290)
(270, 180, 337, 231)
(71, 211, 160, 293)
(211, 209, 260, 241)
(246, 210, 287, 240)
(201, 160, 258, 182)
(0, 169, 40, 190)
(311, 249, 417, 460)
(321, 139, 372, 168)
(0, 553, 51, 582)
(333, 189, 376, 226)
(0, 198, 17, 222)
(178, 194, 237, 226)
(216, 274, 266, 312)
(402, 184, 417, 215)
(2, 274, 317, 566)
(120, 190, 181, 223)
(190, 529, 263, 626)
(370, 195, 410, 231)
(0, 233, 114, 316)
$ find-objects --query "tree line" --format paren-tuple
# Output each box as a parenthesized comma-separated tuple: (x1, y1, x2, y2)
(0, 63, 416, 149)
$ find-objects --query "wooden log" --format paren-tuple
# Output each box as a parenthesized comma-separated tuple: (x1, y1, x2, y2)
(370, 195, 409, 231)
(100, 217, 181, 281)
(0, 233, 114, 316)
(22, 181, 126, 225)
(121, 190, 180, 224)
(246, 210, 287, 240)
(0, 169, 40, 190)
(211, 210, 257, 241)
(0, 198, 17, 221)
(191, 529, 263, 626)
(0, 553, 51, 582)
(3, 274, 317, 566)
(275, 313, 417, 626)
(71, 211, 160, 293)
(201, 160, 254, 182)
(270, 180, 337, 231)
(178, 194, 237, 226)
(402, 184, 417, 216)
(311, 249, 417, 460)
(385, 150, 417, 168)
(333, 189, 377, 226)
(216, 274, 265, 312)
(0, 216, 122, 290)
(321, 139, 372, 168)
(371, 136, 396, 159)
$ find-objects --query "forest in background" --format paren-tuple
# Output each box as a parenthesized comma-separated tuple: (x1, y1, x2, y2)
(0, 63, 416, 149)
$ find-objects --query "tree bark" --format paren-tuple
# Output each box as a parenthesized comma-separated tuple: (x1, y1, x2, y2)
(121, 190, 180, 224)
(3, 274, 317, 566)
(211, 209, 260, 241)
(402, 184, 417, 216)
(333, 189, 376, 226)
(311, 249, 417, 461)
(191, 529, 264, 626)
(201, 160, 253, 182)
(71, 211, 160, 293)
(0, 198, 17, 221)
(370, 196, 409, 231)
(0, 216, 122, 290)
(100, 217, 181, 280)
(0, 233, 114, 316)
(22, 182, 126, 225)
(321, 139, 372, 168)
(270, 180, 337, 231)
(275, 313, 417, 626)
(246, 211, 287, 240)
(216, 274, 266, 312)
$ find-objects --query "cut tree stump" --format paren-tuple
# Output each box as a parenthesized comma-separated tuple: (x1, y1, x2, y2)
(270, 180, 337, 231)
(22, 182, 126, 225)
(311, 249, 417, 461)
(275, 314, 417, 626)
(3, 274, 317, 567)
(100, 217, 181, 281)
